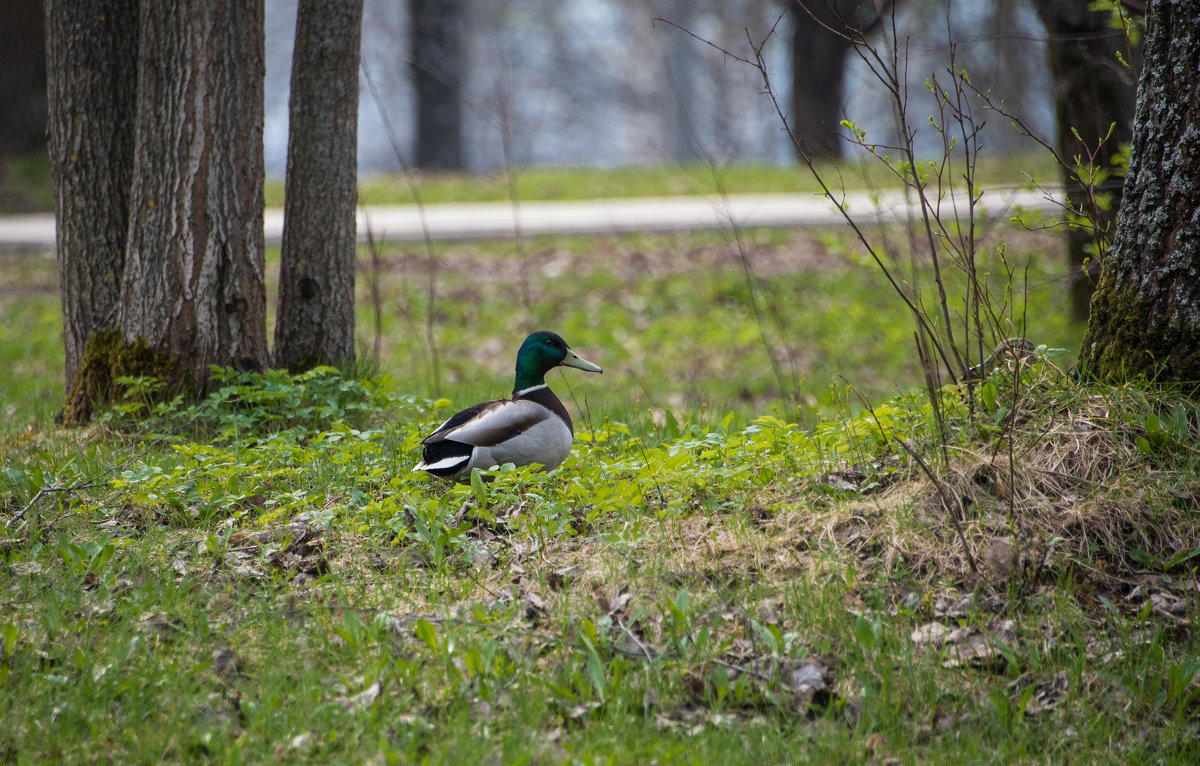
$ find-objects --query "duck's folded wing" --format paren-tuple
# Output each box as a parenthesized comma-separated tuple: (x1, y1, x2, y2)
(424, 399, 552, 447)
(422, 401, 494, 443)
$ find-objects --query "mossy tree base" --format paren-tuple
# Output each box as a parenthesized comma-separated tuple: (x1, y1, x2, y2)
(1082, 282, 1200, 383)
(61, 330, 191, 424)
(1078, 0, 1200, 385)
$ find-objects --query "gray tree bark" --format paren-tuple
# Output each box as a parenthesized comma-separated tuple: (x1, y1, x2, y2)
(274, 0, 364, 372)
(119, 0, 270, 388)
(410, 0, 462, 170)
(45, 0, 139, 389)
(1080, 0, 1200, 382)
(1033, 0, 1139, 322)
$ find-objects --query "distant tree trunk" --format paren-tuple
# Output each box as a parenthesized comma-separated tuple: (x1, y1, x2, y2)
(274, 0, 364, 372)
(45, 0, 139, 390)
(0, 0, 47, 163)
(789, 0, 888, 160)
(410, 0, 462, 170)
(662, 0, 700, 163)
(1080, 0, 1200, 382)
(119, 0, 270, 388)
(1033, 0, 1139, 322)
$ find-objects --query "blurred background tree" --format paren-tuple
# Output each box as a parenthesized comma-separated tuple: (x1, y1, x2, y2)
(1033, 0, 1140, 321)
(7, 0, 1133, 175)
(0, 0, 47, 212)
(788, 0, 889, 160)
(0, 0, 44, 163)
(410, 0, 463, 170)
(6, 0, 1147, 331)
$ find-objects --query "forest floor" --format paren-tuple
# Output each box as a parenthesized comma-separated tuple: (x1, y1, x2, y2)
(2, 218, 1198, 763)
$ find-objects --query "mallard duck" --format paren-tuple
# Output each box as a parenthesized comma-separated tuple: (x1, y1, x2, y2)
(412, 331, 602, 479)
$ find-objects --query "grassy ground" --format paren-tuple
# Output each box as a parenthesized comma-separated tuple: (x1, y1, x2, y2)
(1, 152, 1058, 214)
(2, 219, 1083, 431)
(0, 154, 54, 214)
(300, 154, 1060, 208)
(2, 198, 1199, 763)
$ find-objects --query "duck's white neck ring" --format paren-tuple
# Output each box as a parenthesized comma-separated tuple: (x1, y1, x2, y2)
(514, 383, 549, 397)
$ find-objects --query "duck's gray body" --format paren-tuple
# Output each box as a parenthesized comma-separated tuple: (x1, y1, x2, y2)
(412, 332, 601, 480)
(413, 385, 575, 478)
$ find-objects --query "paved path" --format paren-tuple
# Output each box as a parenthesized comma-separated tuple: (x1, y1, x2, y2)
(0, 187, 1061, 249)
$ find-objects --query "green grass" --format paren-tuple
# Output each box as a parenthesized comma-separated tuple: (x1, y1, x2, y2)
(349, 223, 1083, 433)
(3, 359, 1198, 763)
(0, 252, 62, 423)
(0, 153, 54, 214)
(3, 192, 1198, 763)
(275, 154, 1060, 208)
(1, 153, 1059, 214)
(4, 223, 1084, 432)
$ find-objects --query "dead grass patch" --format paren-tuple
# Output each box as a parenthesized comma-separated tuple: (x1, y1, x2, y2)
(749, 386, 1200, 590)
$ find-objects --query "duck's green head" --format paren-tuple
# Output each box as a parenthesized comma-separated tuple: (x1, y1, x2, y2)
(513, 331, 602, 392)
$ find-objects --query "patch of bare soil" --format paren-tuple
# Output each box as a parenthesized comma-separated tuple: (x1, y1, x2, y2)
(0, 249, 57, 298)
(376, 234, 846, 288)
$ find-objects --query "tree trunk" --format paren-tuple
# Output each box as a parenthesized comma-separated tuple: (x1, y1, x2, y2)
(274, 0, 364, 372)
(789, 1, 888, 161)
(0, 0, 47, 163)
(45, 0, 139, 390)
(410, 0, 462, 170)
(1032, 0, 1139, 322)
(119, 0, 270, 389)
(662, 0, 700, 163)
(789, 0, 851, 160)
(1079, 0, 1200, 382)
